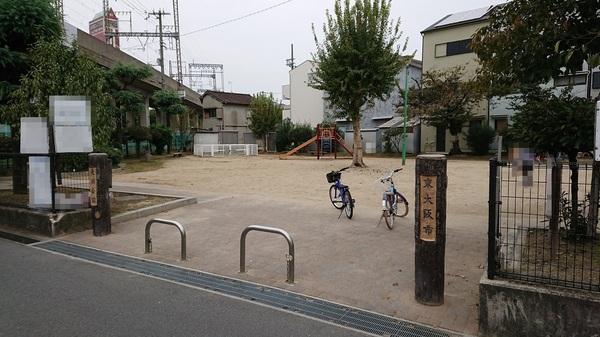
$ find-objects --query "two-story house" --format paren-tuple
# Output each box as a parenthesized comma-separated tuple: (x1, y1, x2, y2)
(420, 6, 494, 153)
(202, 91, 253, 144)
(421, 5, 600, 153)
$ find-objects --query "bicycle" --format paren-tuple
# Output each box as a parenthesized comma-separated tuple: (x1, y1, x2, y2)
(326, 167, 354, 219)
(378, 168, 409, 229)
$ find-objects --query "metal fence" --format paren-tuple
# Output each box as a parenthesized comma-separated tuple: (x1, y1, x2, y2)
(488, 158, 600, 291)
(0, 153, 90, 212)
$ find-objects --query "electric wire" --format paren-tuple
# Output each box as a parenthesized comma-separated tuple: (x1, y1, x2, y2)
(182, 0, 295, 36)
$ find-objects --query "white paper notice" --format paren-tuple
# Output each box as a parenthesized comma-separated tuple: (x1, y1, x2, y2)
(28, 156, 52, 208)
(20, 117, 49, 154)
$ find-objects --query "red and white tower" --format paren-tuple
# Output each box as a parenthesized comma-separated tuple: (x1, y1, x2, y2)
(89, 8, 120, 48)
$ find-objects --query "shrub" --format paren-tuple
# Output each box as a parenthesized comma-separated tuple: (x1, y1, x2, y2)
(126, 126, 151, 157)
(275, 119, 315, 152)
(467, 124, 495, 155)
(95, 145, 123, 167)
(150, 125, 172, 155)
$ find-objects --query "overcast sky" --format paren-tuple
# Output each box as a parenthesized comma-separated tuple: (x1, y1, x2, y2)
(64, 0, 505, 98)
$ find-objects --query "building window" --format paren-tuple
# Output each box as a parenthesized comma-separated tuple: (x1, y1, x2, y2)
(204, 108, 217, 118)
(554, 74, 587, 87)
(307, 73, 317, 85)
(495, 118, 508, 134)
(434, 39, 472, 58)
(446, 39, 472, 56)
(592, 72, 600, 89)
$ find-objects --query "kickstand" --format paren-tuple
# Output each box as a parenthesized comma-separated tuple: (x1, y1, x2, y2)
(376, 210, 386, 227)
(338, 206, 345, 219)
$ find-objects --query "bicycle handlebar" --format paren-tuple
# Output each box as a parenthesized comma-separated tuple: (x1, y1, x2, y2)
(379, 168, 403, 182)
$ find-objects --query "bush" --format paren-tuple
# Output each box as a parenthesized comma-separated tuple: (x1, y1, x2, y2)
(150, 125, 172, 155)
(126, 126, 152, 142)
(276, 119, 311, 151)
(276, 119, 315, 152)
(95, 145, 123, 167)
(126, 126, 151, 157)
(467, 123, 495, 155)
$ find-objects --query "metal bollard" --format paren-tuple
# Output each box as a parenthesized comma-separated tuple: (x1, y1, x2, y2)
(240, 225, 295, 283)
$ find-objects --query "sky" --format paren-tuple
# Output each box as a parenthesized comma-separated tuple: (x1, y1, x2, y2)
(63, 0, 506, 98)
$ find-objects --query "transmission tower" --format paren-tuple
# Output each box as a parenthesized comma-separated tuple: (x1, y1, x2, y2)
(189, 63, 225, 92)
(172, 0, 183, 86)
(103, 1, 183, 87)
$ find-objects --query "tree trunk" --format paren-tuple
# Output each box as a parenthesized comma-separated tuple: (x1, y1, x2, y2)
(166, 113, 171, 154)
(450, 134, 462, 155)
(568, 153, 580, 236)
(352, 118, 365, 167)
(587, 161, 600, 238)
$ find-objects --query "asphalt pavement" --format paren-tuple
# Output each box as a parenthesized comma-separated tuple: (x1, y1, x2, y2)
(0, 238, 369, 337)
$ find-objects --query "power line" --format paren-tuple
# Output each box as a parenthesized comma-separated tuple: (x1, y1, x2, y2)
(182, 0, 295, 37)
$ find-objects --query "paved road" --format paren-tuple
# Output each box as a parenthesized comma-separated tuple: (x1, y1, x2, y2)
(0, 239, 368, 337)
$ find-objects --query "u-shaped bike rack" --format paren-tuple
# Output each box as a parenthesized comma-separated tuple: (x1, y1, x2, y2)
(240, 225, 295, 283)
(145, 218, 187, 260)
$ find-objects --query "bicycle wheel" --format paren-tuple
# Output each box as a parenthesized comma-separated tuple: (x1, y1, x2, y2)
(343, 189, 353, 219)
(385, 195, 395, 230)
(395, 193, 409, 217)
(329, 185, 344, 209)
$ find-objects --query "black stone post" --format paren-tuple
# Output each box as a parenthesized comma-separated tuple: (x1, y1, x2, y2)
(89, 153, 112, 236)
(415, 154, 447, 305)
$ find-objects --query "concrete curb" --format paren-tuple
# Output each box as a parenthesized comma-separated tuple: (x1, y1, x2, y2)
(112, 196, 197, 224)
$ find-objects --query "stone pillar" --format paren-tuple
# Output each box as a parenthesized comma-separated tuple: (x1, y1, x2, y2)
(89, 153, 112, 236)
(141, 95, 150, 127)
(415, 154, 447, 305)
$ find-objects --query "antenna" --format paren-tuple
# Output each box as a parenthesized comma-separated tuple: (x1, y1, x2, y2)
(286, 43, 295, 70)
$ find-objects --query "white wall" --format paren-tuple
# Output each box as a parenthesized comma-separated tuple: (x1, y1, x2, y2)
(289, 61, 326, 127)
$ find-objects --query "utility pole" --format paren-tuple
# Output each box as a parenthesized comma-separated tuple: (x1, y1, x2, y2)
(401, 65, 410, 166)
(150, 10, 169, 89)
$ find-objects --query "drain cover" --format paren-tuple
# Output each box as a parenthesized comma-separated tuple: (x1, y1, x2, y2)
(36, 240, 454, 337)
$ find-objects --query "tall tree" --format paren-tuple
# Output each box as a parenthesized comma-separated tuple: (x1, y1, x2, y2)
(151, 89, 186, 151)
(472, 0, 600, 237)
(406, 67, 483, 154)
(471, 0, 600, 95)
(2, 40, 113, 148)
(311, 0, 409, 166)
(248, 93, 282, 151)
(0, 0, 61, 119)
(106, 63, 152, 152)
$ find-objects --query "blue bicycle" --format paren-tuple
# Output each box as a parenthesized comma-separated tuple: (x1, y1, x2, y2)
(326, 167, 354, 219)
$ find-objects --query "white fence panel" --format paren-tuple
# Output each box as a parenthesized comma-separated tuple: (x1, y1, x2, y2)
(193, 144, 258, 157)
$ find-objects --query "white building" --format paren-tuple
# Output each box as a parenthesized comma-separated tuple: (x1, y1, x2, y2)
(282, 60, 327, 127)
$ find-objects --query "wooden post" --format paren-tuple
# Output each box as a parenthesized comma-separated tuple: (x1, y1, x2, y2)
(89, 153, 112, 236)
(415, 154, 447, 306)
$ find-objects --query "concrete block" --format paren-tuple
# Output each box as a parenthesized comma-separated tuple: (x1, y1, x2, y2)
(479, 273, 600, 337)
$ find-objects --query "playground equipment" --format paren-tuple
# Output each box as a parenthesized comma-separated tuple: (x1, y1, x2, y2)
(279, 124, 353, 160)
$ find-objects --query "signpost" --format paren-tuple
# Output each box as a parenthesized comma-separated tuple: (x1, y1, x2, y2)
(401, 65, 409, 166)
(415, 154, 447, 305)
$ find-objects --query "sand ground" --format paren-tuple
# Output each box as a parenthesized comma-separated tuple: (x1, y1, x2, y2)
(47, 154, 492, 336)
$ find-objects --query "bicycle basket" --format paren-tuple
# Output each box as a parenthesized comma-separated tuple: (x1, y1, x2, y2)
(326, 171, 341, 183)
